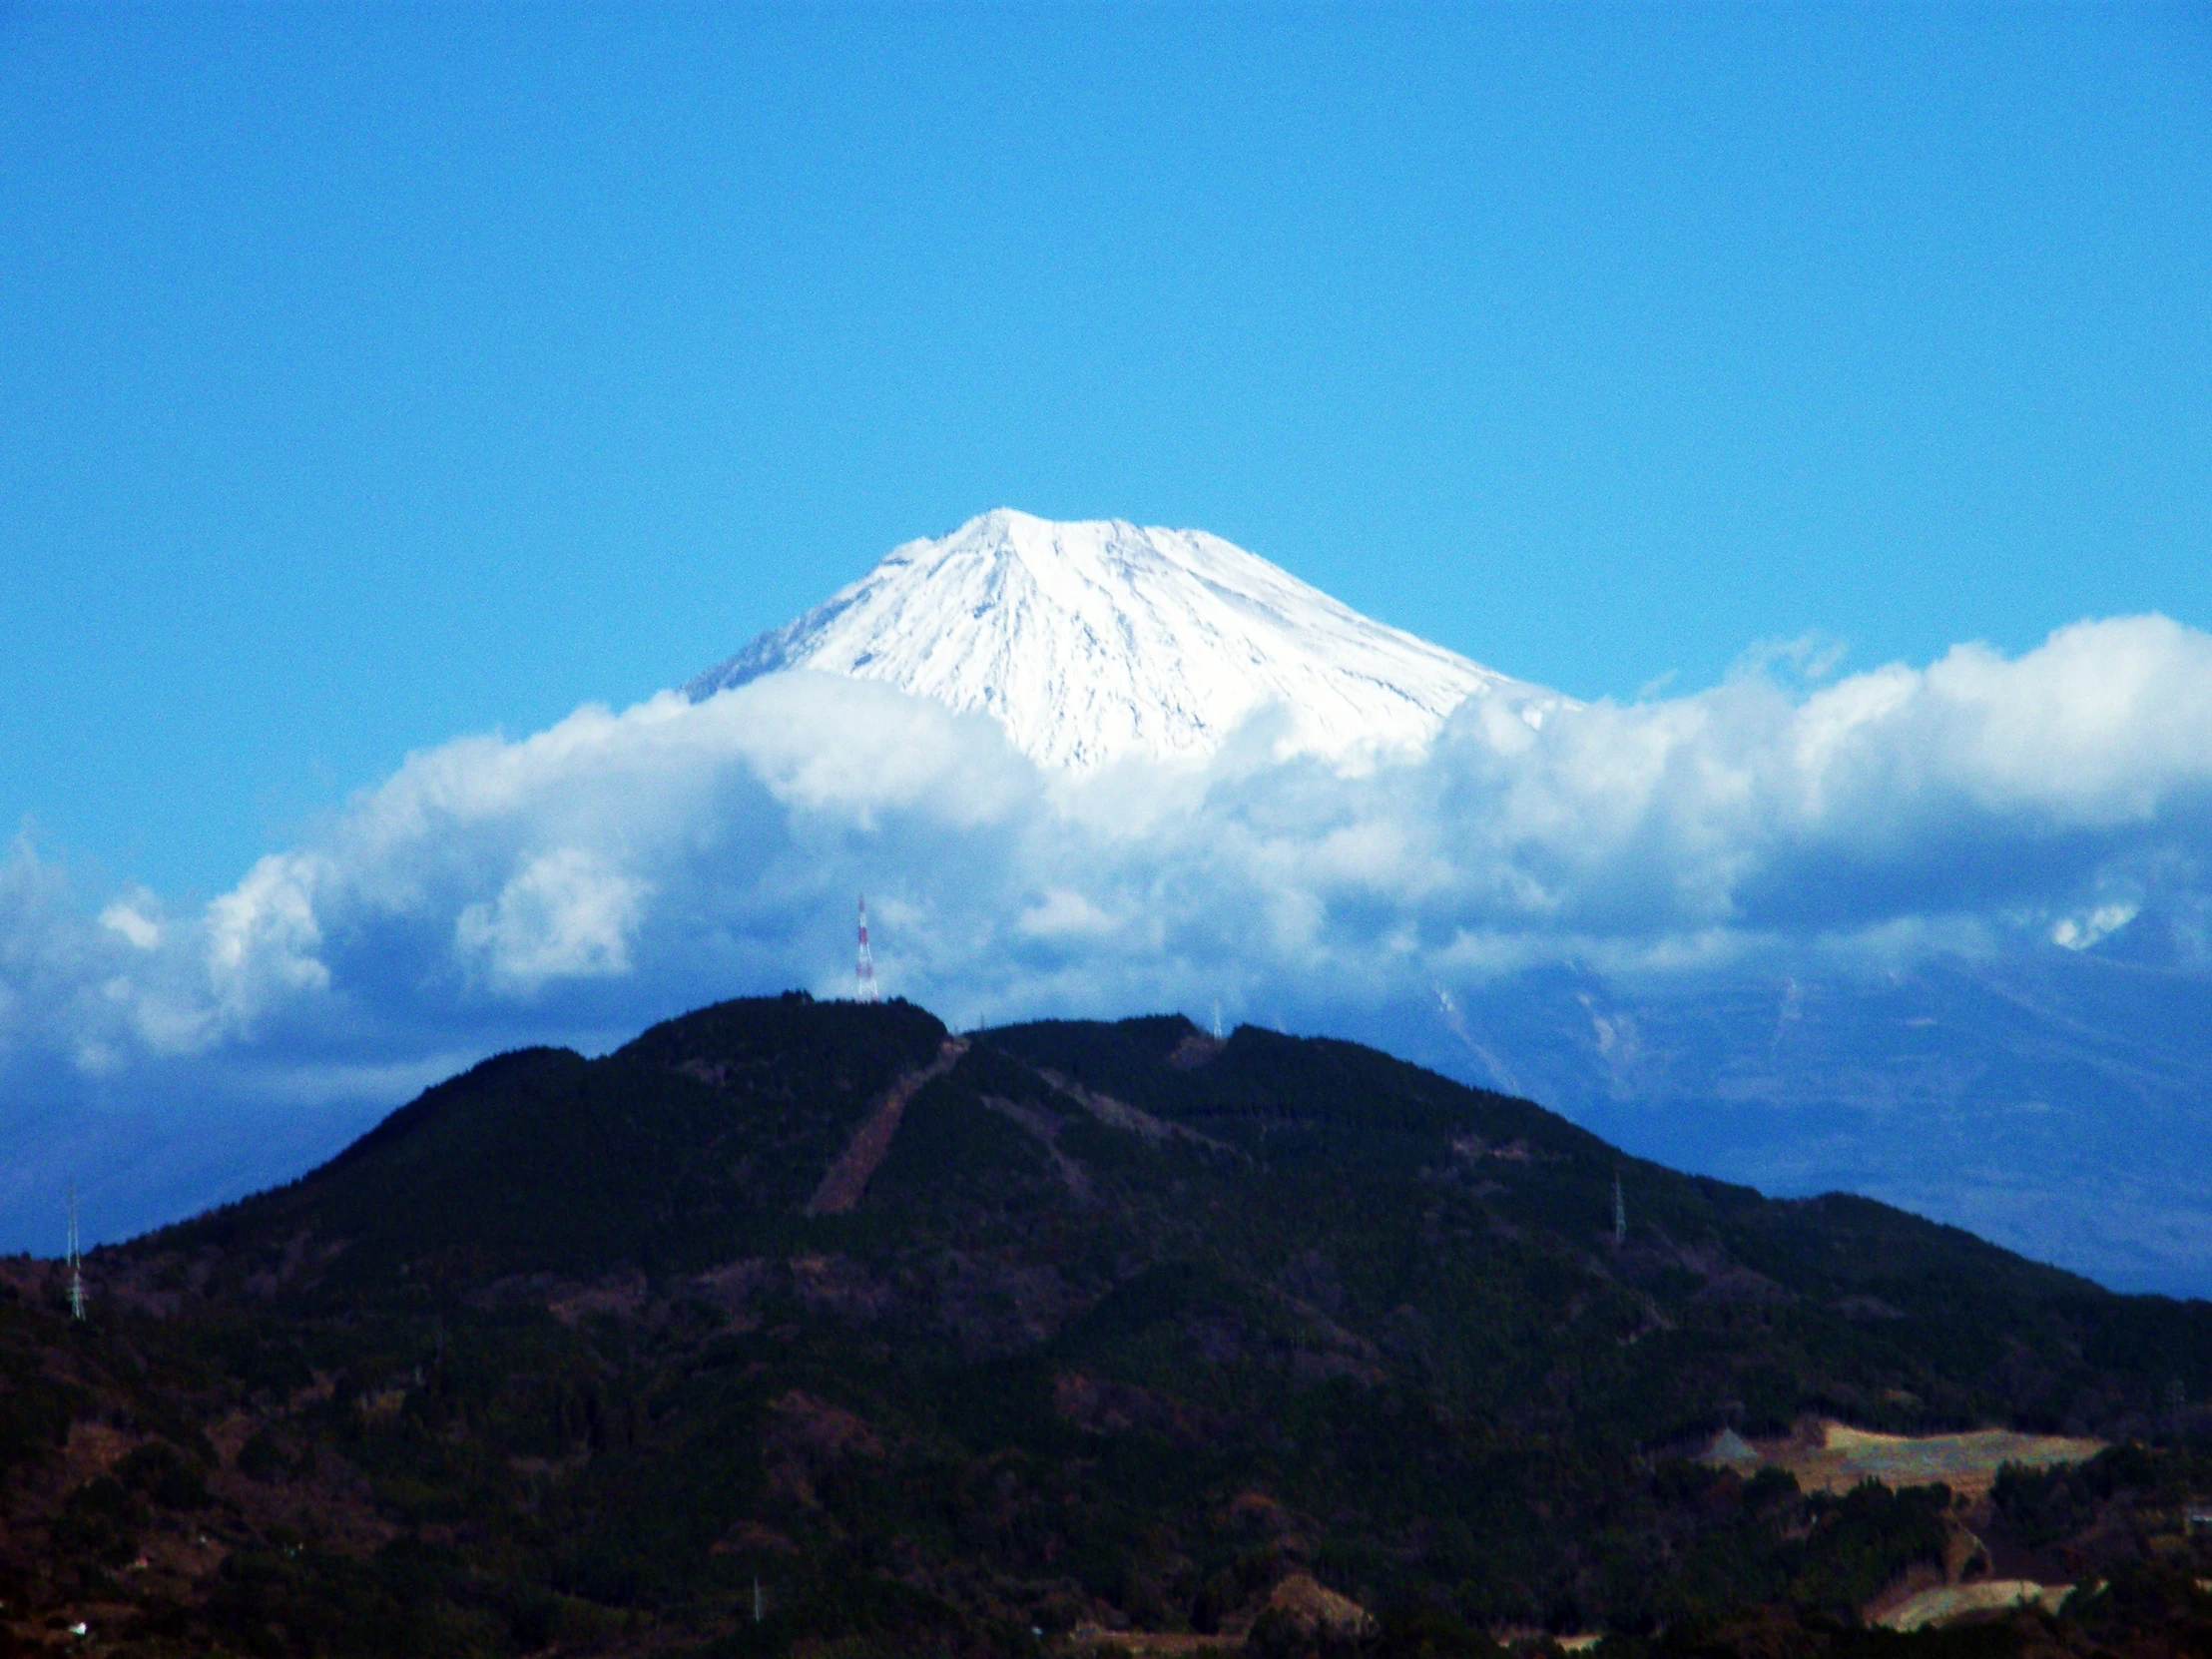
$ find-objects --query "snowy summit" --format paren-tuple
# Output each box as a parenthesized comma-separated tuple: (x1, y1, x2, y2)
(687, 509, 1559, 770)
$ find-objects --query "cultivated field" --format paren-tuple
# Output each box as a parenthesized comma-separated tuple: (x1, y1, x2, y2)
(1716, 1419, 2104, 1498)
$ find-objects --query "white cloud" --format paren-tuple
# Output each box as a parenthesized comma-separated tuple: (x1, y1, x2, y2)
(0, 613, 2206, 1098)
(455, 847, 650, 992)
(99, 895, 162, 951)
(2052, 901, 2141, 952)
(1017, 889, 1116, 939)
(206, 853, 330, 1022)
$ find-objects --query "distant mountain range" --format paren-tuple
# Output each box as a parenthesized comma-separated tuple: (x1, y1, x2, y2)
(1363, 950, 2212, 1298)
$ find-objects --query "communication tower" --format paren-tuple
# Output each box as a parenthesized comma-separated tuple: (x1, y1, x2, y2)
(66, 1183, 85, 1321)
(1612, 1170, 1627, 1246)
(854, 895, 878, 1003)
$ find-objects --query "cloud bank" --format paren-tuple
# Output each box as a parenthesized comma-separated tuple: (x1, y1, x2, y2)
(6, 615, 2211, 1274)
(8, 613, 2211, 1082)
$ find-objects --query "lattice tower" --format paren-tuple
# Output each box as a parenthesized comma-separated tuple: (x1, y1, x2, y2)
(67, 1183, 85, 1322)
(855, 895, 878, 1003)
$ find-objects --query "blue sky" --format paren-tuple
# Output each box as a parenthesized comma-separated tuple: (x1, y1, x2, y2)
(4, 4, 2207, 897)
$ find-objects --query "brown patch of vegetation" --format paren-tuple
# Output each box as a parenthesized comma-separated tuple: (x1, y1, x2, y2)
(1258, 1572, 1376, 1641)
(1053, 1371, 1209, 1443)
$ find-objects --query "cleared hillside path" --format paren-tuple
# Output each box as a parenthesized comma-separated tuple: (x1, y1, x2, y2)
(805, 1037, 969, 1215)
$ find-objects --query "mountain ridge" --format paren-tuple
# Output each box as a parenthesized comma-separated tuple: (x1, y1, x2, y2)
(11, 994, 2212, 1656)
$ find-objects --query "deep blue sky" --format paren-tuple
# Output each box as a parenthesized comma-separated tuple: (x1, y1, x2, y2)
(4, 3, 2207, 897)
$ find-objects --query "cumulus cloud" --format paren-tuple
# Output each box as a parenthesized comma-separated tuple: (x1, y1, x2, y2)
(456, 848, 651, 992)
(1, 616, 2208, 1109)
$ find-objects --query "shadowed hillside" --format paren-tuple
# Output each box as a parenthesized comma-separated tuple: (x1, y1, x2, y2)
(5, 993, 2211, 1657)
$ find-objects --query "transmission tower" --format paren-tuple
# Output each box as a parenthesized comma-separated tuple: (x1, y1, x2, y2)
(66, 1183, 85, 1322)
(1612, 1170, 1627, 1246)
(854, 895, 878, 1003)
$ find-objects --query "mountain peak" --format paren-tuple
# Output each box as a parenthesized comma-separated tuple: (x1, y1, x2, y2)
(687, 511, 1560, 770)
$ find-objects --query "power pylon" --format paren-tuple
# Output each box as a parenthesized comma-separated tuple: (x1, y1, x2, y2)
(855, 895, 878, 1003)
(66, 1183, 85, 1321)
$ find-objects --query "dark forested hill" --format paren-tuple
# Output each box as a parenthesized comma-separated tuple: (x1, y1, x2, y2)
(6, 994, 2212, 1658)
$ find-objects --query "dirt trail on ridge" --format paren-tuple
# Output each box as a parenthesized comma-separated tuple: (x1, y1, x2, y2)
(805, 1037, 969, 1215)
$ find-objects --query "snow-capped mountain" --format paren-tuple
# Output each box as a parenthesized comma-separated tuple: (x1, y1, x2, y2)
(687, 509, 1561, 769)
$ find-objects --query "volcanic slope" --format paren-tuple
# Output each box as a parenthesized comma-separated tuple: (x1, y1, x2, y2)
(685, 509, 1563, 769)
(13, 995, 2212, 1657)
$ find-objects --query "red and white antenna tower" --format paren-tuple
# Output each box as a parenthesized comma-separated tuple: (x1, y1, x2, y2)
(854, 894, 879, 1003)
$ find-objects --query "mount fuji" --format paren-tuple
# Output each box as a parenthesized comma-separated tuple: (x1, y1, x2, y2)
(687, 508, 1564, 769)
(679, 516, 2212, 1295)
